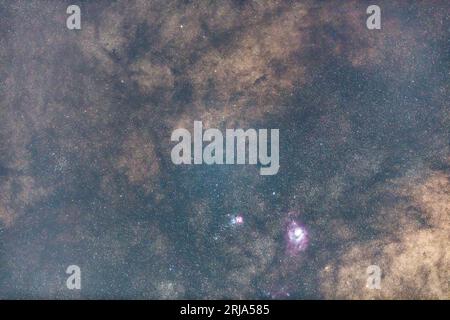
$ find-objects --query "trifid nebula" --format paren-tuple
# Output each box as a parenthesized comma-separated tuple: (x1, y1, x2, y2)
(0, 0, 449, 300)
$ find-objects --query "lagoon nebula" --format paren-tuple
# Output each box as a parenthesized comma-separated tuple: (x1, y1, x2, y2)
(0, 0, 449, 299)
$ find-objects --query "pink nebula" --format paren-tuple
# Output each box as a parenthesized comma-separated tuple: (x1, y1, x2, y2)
(230, 214, 244, 226)
(286, 220, 308, 255)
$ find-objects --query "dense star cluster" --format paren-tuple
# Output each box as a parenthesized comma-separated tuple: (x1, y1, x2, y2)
(0, 1, 449, 299)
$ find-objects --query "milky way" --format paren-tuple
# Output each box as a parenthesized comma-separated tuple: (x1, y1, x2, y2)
(0, 1, 449, 299)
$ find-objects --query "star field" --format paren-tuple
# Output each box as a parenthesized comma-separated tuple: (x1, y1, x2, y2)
(0, 0, 449, 299)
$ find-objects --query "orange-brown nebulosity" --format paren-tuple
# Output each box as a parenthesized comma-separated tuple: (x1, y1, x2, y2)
(0, 0, 449, 298)
(116, 132, 161, 197)
(318, 166, 450, 299)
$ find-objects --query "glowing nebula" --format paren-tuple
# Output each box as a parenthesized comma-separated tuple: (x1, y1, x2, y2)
(230, 214, 244, 226)
(0, 0, 448, 300)
(286, 220, 308, 255)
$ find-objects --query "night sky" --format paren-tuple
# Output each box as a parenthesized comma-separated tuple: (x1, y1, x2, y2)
(0, 0, 449, 299)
